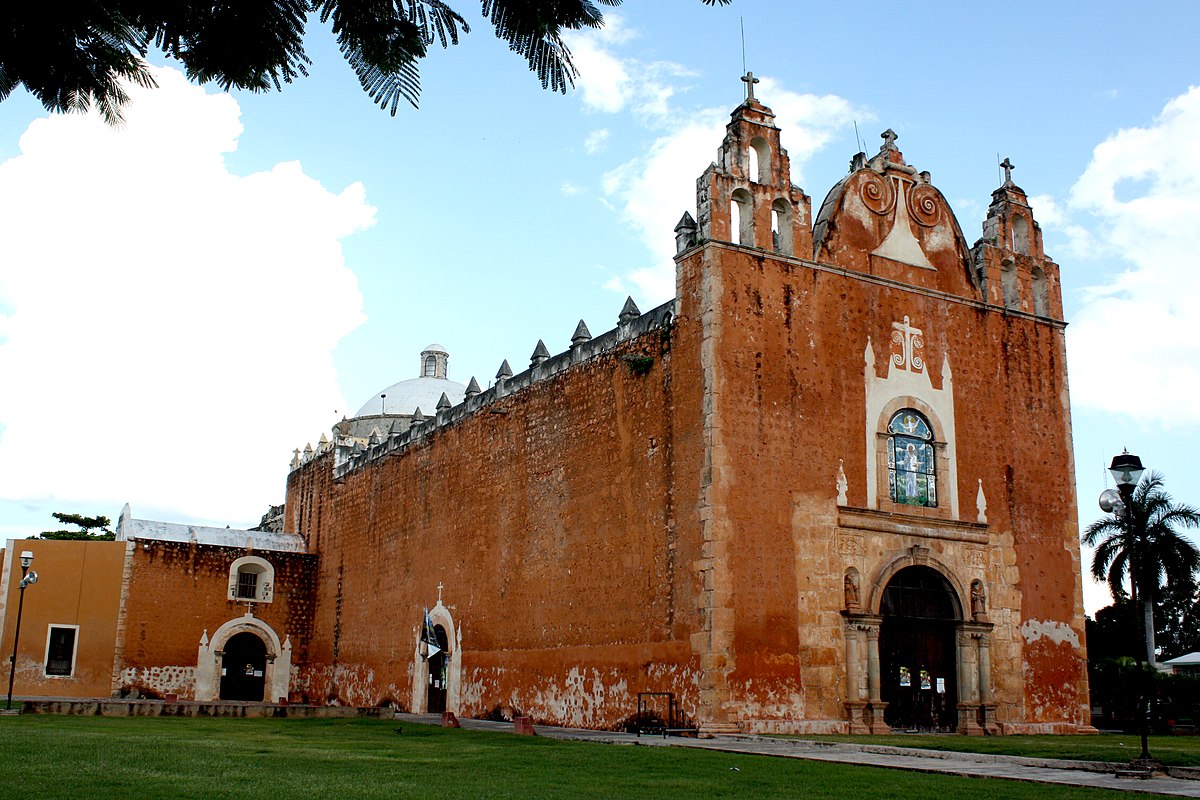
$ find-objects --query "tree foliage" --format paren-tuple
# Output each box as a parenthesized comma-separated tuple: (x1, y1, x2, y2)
(1156, 580, 1200, 660)
(1089, 593, 1200, 664)
(1, 1, 730, 123)
(1083, 472, 1200, 604)
(1083, 471, 1200, 664)
(39, 512, 116, 540)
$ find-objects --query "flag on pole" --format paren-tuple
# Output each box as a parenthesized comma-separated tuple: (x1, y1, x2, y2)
(423, 608, 442, 659)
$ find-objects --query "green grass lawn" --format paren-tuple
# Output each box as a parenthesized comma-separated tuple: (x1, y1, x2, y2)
(0, 716, 1171, 800)
(784, 733, 1200, 766)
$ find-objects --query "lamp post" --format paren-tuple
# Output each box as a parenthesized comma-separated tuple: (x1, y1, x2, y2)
(5, 550, 39, 711)
(1098, 449, 1154, 766)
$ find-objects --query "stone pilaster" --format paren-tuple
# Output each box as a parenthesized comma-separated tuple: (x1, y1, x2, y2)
(863, 617, 890, 733)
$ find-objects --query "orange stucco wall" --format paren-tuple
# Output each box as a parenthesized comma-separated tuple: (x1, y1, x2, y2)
(286, 329, 707, 725)
(117, 542, 316, 699)
(0, 539, 127, 698)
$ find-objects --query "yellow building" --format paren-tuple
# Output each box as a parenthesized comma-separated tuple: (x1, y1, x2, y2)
(0, 539, 127, 699)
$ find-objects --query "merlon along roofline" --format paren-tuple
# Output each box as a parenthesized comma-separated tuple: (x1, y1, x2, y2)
(289, 298, 675, 480)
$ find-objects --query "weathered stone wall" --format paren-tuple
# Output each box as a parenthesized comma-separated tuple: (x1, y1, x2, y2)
(118, 542, 317, 699)
(286, 330, 708, 726)
(684, 240, 1087, 732)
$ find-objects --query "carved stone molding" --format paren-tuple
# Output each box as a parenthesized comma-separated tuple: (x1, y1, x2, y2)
(838, 506, 988, 544)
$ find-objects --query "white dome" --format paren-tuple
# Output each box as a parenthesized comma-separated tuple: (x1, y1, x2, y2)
(423, 343, 448, 353)
(355, 377, 466, 418)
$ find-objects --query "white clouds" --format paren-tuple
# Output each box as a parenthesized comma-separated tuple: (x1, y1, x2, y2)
(584, 128, 610, 154)
(1028, 194, 1094, 258)
(564, 14, 694, 122)
(1063, 86, 1200, 427)
(0, 67, 374, 523)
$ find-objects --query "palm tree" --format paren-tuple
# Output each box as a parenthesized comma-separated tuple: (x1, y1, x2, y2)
(1083, 471, 1200, 666)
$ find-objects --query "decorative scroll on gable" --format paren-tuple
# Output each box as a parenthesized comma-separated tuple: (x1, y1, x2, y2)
(814, 130, 979, 299)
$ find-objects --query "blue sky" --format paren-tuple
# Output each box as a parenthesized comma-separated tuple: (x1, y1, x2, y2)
(1, 1, 1198, 614)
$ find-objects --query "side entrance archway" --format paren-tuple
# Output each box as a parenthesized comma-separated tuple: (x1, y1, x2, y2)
(879, 565, 960, 731)
(194, 612, 292, 703)
(411, 600, 461, 715)
(426, 624, 449, 713)
(220, 632, 268, 701)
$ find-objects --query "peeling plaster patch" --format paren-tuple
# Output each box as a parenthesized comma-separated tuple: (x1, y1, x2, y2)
(925, 223, 954, 253)
(1020, 619, 1079, 647)
(120, 666, 195, 697)
(292, 663, 406, 709)
(461, 663, 699, 729)
(846, 195, 873, 228)
(736, 677, 806, 721)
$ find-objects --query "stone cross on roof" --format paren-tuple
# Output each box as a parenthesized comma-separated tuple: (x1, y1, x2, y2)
(741, 71, 760, 102)
(1000, 157, 1015, 185)
(881, 128, 898, 151)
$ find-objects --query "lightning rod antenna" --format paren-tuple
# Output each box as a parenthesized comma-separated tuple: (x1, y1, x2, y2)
(740, 17, 747, 74)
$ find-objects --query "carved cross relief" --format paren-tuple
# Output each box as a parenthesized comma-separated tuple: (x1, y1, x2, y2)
(890, 315, 925, 373)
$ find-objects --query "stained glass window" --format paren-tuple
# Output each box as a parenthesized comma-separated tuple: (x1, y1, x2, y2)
(888, 410, 937, 507)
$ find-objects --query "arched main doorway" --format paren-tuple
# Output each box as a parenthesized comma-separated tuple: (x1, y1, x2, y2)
(880, 566, 960, 731)
(220, 631, 268, 701)
(426, 624, 449, 713)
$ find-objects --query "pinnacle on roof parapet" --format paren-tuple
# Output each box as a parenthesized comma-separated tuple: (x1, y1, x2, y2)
(530, 339, 551, 368)
(571, 320, 592, 347)
(436, 392, 452, 411)
(304, 298, 676, 480)
(674, 212, 699, 255)
(619, 296, 641, 325)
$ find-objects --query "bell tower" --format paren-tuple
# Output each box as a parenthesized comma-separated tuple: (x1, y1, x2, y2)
(972, 159, 1063, 319)
(689, 73, 813, 258)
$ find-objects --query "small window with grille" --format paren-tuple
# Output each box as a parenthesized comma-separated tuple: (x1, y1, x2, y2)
(237, 569, 259, 600)
(45, 625, 78, 677)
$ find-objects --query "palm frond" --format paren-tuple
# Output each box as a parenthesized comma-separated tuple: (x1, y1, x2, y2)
(321, 0, 468, 111)
(0, 5, 153, 123)
(1084, 470, 1200, 607)
(139, 0, 311, 93)
(478, 0, 619, 92)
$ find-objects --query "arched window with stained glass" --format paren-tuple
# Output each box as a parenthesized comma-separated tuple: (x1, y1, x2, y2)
(888, 410, 937, 507)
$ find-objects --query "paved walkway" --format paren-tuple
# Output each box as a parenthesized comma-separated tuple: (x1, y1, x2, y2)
(396, 713, 1200, 797)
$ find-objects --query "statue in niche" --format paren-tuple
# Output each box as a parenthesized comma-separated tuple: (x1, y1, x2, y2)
(844, 572, 860, 610)
(971, 581, 987, 620)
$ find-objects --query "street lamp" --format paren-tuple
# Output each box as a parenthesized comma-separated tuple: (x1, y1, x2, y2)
(1098, 450, 1154, 767)
(5, 550, 39, 711)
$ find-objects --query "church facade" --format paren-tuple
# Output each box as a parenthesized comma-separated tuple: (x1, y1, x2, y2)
(1, 88, 1092, 734)
(281, 90, 1091, 734)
